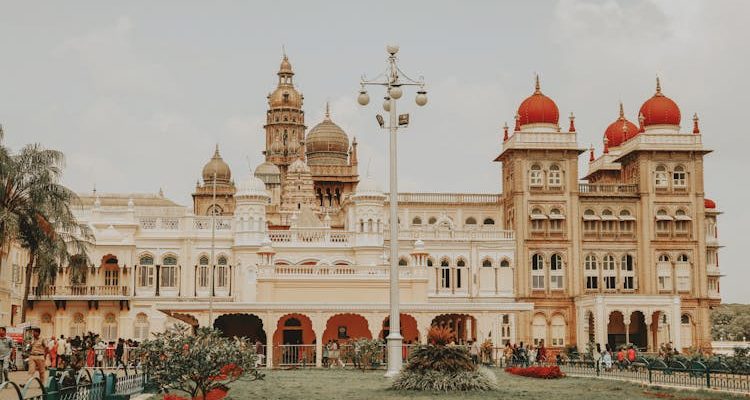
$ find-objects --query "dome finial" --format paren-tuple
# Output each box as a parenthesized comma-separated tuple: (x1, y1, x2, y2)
(568, 112, 576, 132)
(513, 113, 521, 132)
(638, 112, 645, 133)
(693, 113, 700, 134)
(325, 101, 330, 119)
(214, 143, 221, 157)
(655, 76, 662, 96)
(603, 136, 610, 154)
(502, 122, 509, 142)
(534, 74, 541, 94)
(619, 101, 625, 119)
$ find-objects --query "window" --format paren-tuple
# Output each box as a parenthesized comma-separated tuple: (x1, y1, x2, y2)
(102, 313, 118, 342)
(500, 314, 512, 345)
(139, 255, 154, 287)
(619, 210, 634, 233)
(440, 259, 450, 289)
(500, 259, 510, 268)
(655, 165, 668, 188)
(676, 254, 690, 292)
(412, 217, 422, 226)
(583, 209, 598, 233)
(551, 315, 565, 346)
(207, 204, 223, 216)
(673, 165, 686, 188)
(675, 209, 690, 234)
(428, 217, 437, 225)
(482, 259, 493, 268)
(656, 209, 671, 234)
(680, 314, 693, 348)
(217, 256, 228, 288)
(465, 217, 477, 226)
(104, 268, 119, 286)
(549, 209, 563, 232)
(531, 254, 545, 290)
(426, 258, 434, 267)
(530, 208, 546, 232)
(584, 254, 598, 290)
(550, 254, 564, 290)
(657, 254, 672, 291)
(456, 259, 466, 288)
(134, 313, 150, 340)
(398, 258, 408, 266)
(70, 313, 85, 338)
(548, 164, 562, 187)
(621, 254, 635, 290)
(483, 218, 495, 225)
(532, 314, 547, 346)
(602, 255, 617, 290)
(198, 256, 209, 288)
(529, 164, 543, 187)
(601, 209, 615, 233)
(161, 256, 178, 288)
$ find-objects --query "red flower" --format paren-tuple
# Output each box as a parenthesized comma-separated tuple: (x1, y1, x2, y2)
(504, 365, 564, 379)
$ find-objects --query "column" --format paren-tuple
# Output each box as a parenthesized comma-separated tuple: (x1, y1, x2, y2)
(624, 322, 630, 346)
(312, 314, 324, 368)
(645, 322, 652, 352)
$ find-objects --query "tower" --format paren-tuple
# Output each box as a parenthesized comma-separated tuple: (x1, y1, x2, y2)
(193, 145, 236, 215)
(264, 54, 306, 173)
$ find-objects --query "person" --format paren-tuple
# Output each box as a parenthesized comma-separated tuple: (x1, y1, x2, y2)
(616, 347, 626, 370)
(537, 340, 547, 364)
(332, 340, 344, 368)
(48, 336, 58, 369)
(254, 340, 264, 367)
(105, 341, 115, 368)
(86, 345, 95, 368)
(469, 340, 480, 365)
(115, 338, 126, 373)
(0, 327, 15, 383)
(593, 343, 602, 370)
(94, 340, 106, 368)
(627, 345, 636, 363)
(602, 349, 613, 372)
(27, 328, 48, 383)
(503, 342, 513, 367)
(57, 335, 67, 369)
(322, 340, 330, 368)
(528, 345, 537, 366)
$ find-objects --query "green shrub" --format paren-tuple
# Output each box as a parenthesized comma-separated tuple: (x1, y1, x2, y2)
(391, 344, 496, 391)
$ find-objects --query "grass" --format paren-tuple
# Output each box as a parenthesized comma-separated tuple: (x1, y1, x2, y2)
(217, 368, 746, 400)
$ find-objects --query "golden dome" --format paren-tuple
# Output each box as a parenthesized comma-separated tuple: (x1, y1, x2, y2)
(305, 104, 350, 166)
(202, 145, 231, 184)
(279, 55, 293, 75)
(268, 87, 302, 109)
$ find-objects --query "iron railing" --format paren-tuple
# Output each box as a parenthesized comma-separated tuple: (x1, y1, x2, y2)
(0, 369, 147, 400)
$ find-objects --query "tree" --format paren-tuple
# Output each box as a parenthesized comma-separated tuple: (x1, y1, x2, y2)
(0, 129, 93, 321)
(137, 327, 263, 399)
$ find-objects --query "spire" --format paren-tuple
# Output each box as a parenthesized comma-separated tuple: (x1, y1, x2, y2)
(693, 113, 700, 134)
(350, 137, 358, 166)
(618, 101, 625, 120)
(655, 76, 662, 96)
(503, 122, 509, 142)
(514, 113, 521, 132)
(638, 112, 645, 133)
(325, 101, 331, 120)
(568, 112, 576, 132)
(603, 136, 610, 154)
(622, 119, 630, 141)
(214, 143, 221, 158)
(589, 145, 595, 162)
(534, 74, 541, 94)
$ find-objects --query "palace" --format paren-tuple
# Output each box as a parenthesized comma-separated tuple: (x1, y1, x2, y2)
(19, 55, 723, 366)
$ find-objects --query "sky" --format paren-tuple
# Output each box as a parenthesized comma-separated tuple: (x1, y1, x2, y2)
(0, 0, 747, 303)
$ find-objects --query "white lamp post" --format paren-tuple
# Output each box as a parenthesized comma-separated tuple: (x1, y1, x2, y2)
(358, 44, 427, 377)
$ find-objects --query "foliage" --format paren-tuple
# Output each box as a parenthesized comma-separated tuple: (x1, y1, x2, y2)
(426, 326, 455, 346)
(136, 326, 263, 399)
(480, 338, 494, 363)
(505, 366, 565, 379)
(392, 344, 496, 391)
(350, 338, 384, 371)
(712, 304, 750, 341)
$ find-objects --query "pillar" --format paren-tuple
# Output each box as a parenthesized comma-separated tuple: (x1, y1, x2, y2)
(312, 315, 324, 368)
(645, 322, 651, 352)
(624, 322, 630, 346)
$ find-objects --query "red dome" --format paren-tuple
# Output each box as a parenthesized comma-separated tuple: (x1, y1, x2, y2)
(639, 78, 681, 127)
(517, 76, 559, 126)
(704, 198, 716, 209)
(604, 103, 639, 147)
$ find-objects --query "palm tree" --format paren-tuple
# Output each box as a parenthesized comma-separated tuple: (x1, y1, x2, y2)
(0, 129, 93, 322)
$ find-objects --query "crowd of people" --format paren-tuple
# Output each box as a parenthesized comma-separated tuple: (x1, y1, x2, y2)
(0, 326, 140, 384)
(500, 341, 549, 366)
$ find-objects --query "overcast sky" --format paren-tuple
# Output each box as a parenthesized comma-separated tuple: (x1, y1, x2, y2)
(1, 0, 747, 303)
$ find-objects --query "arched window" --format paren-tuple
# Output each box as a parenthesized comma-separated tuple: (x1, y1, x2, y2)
(681, 313, 693, 347)
(673, 165, 686, 188)
(161, 256, 178, 288)
(601, 209, 615, 233)
(284, 318, 302, 327)
(217, 256, 228, 288)
(602, 255, 616, 289)
(483, 218, 495, 225)
(500, 259, 510, 268)
(426, 258, 434, 267)
(656, 209, 671, 234)
(677, 254, 689, 262)
(548, 164, 562, 187)
(530, 208, 546, 232)
(102, 313, 118, 342)
(676, 253, 691, 292)
(138, 255, 154, 287)
(655, 165, 668, 188)
(529, 164, 543, 187)
(549, 254, 564, 290)
(531, 254, 545, 290)
(456, 259, 466, 288)
(412, 217, 422, 226)
(551, 315, 566, 346)
(40, 313, 54, 338)
(619, 210, 635, 233)
(207, 204, 223, 216)
(657, 254, 672, 291)
(674, 209, 691, 234)
(428, 217, 437, 225)
(482, 259, 493, 268)
(198, 256, 209, 288)
(583, 209, 598, 233)
(465, 217, 477, 226)
(439, 258, 450, 289)
(584, 254, 598, 290)
(70, 313, 85, 338)
(658, 254, 670, 262)
(398, 257, 408, 266)
(532, 314, 547, 346)
(549, 208, 563, 232)
(134, 313, 150, 340)
(621, 254, 635, 290)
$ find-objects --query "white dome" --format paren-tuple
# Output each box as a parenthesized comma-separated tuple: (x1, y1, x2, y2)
(356, 175, 382, 194)
(236, 172, 269, 198)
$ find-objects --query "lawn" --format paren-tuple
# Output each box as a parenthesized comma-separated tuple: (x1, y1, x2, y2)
(219, 368, 746, 400)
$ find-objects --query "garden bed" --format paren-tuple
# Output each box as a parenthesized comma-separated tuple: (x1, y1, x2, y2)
(505, 365, 565, 379)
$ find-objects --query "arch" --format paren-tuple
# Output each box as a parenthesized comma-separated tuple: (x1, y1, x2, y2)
(481, 258, 493, 268)
(655, 164, 668, 187)
(465, 217, 477, 225)
(426, 257, 434, 267)
(456, 258, 466, 267)
(548, 163, 562, 186)
(102, 313, 118, 342)
(274, 313, 315, 347)
(381, 314, 420, 343)
(134, 313, 150, 340)
(606, 311, 625, 349)
(70, 312, 86, 338)
(199, 255, 209, 265)
(323, 313, 371, 343)
(680, 312, 694, 349)
(162, 254, 178, 265)
(412, 216, 422, 226)
(439, 257, 450, 267)
(428, 216, 437, 225)
(398, 257, 409, 266)
(550, 314, 566, 346)
(677, 253, 689, 262)
(101, 254, 118, 265)
(40, 313, 54, 338)
(431, 314, 477, 343)
(138, 254, 154, 265)
(628, 311, 647, 349)
(658, 253, 671, 262)
(532, 313, 548, 347)
(213, 313, 266, 344)
(500, 259, 511, 268)
(483, 218, 495, 225)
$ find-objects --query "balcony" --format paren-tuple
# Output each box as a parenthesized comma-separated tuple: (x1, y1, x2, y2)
(28, 285, 130, 300)
(257, 264, 427, 280)
(387, 229, 514, 241)
(267, 230, 354, 247)
(578, 183, 639, 197)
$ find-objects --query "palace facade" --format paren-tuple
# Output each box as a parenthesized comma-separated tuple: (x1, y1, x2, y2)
(22, 55, 723, 366)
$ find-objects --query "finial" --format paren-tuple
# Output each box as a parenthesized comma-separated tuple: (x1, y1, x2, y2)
(618, 102, 625, 119)
(589, 145, 595, 162)
(514, 113, 521, 132)
(282, 44, 287, 59)
(568, 112, 576, 132)
(603, 136, 610, 154)
(214, 143, 221, 158)
(325, 101, 330, 119)
(503, 122, 509, 142)
(638, 112, 645, 133)
(693, 113, 700, 134)
(159, 187, 164, 198)
(655, 76, 662, 95)
(534, 74, 541, 93)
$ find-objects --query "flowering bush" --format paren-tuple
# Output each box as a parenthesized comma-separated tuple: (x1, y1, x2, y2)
(504, 366, 564, 379)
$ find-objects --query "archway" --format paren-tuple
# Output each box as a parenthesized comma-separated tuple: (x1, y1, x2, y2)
(431, 314, 477, 344)
(322, 313, 371, 344)
(628, 311, 647, 349)
(380, 314, 419, 343)
(213, 313, 266, 344)
(606, 311, 625, 349)
(273, 313, 315, 366)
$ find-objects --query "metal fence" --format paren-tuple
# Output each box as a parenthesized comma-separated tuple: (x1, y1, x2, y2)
(0, 368, 147, 400)
(558, 357, 750, 393)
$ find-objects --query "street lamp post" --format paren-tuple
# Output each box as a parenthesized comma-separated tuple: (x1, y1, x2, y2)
(358, 45, 427, 377)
